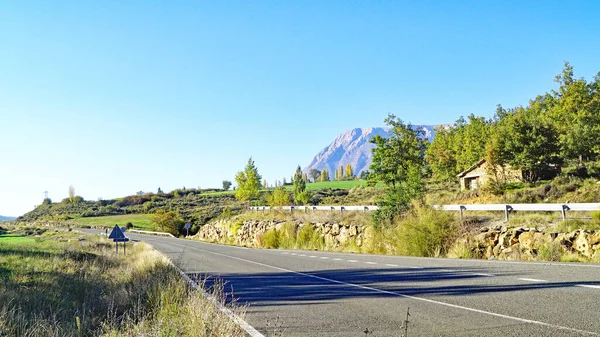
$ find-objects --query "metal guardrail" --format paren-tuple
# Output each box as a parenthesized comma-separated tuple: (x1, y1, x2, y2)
(435, 203, 600, 221)
(129, 229, 176, 237)
(249, 205, 379, 214)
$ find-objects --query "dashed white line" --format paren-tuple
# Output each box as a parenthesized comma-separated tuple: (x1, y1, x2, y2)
(299, 254, 306, 257)
(385, 263, 398, 267)
(309, 255, 317, 258)
(163, 240, 599, 336)
(365, 261, 377, 265)
(347, 259, 358, 263)
(282, 252, 289, 255)
(518, 278, 547, 283)
(333, 258, 343, 261)
(320, 257, 329, 259)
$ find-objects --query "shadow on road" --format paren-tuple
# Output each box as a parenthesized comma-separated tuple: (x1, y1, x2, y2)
(188, 267, 600, 307)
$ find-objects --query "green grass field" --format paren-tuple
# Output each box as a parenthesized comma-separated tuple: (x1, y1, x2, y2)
(0, 233, 35, 244)
(71, 214, 155, 230)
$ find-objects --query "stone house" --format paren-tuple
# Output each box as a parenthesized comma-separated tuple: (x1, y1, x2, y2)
(457, 159, 523, 190)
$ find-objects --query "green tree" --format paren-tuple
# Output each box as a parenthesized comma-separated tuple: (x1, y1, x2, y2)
(293, 165, 309, 204)
(309, 168, 321, 182)
(425, 125, 457, 181)
(320, 169, 329, 182)
(152, 210, 182, 235)
(345, 164, 353, 179)
(222, 180, 232, 191)
(268, 186, 290, 206)
(263, 179, 268, 189)
(549, 62, 600, 163)
(157, 187, 163, 194)
(490, 107, 562, 182)
(368, 114, 427, 221)
(235, 157, 262, 202)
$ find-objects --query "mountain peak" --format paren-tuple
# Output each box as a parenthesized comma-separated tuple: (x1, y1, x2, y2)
(304, 126, 436, 176)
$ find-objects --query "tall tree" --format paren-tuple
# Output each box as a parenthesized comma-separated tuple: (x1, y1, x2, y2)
(368, 114, 427, 220)
(222, 180, 232, 191)
(345, 164, 353, 179)
(68, 185, 75, 202)
(320, 169, 329, 182)
(309, 168, 321, 182)
(489, 107, 562, 182)
(157, 187, 164, 194)
(234, 157, 262, 201)
(293, 165, 309, 204)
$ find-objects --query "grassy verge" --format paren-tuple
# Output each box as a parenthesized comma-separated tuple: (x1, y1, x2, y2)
(69, 214, 155, 230)
(0, 225, 244, 336)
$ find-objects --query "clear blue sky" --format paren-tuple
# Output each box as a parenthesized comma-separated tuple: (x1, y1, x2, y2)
(1, 0, 599, 216)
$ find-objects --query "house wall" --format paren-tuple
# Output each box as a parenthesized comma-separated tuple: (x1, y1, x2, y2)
(459, 161, 523, 190)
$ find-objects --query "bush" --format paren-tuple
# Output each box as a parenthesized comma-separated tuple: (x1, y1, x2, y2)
(297, 224, 315, 248)
(395, 205, 457, 257)
(537, 241, 563, 261)
(554, 219, 600, 232)
(278, 222, 297, 249)
(592, 211, 600, 223)
(262, 229, 279, 248)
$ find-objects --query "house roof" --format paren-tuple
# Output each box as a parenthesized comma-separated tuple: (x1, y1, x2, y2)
(457, 158, 487, 178)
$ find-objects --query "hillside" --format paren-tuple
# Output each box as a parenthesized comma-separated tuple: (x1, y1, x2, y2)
(303, 126, 435, 176)
(17, 190, 245, 234)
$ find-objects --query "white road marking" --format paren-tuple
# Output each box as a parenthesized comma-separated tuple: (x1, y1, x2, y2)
(347, 259, 358, 263)
(299, 254, 306, 257)
(162, 240, 599, 336)
(385, 263, 398, 267)
(332, 258, 343, 261)
(320, 257, 329, 259)
(365, 261, 377, 265)
(176, 267, 265, 337)
(282, 252, 289, 255)
(309, 255, 317, 258)
(518, 278, 548, 283)
(471, 273, 495, 277)
(576, 284, 600, 289)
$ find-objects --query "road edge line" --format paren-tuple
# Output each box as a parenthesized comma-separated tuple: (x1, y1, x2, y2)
(175, 265, 265, 337)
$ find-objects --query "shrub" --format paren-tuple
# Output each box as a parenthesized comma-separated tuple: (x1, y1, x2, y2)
(395, 205, 457, 257)
(536, 241, 563, 261)
(262, 229, 279, 248)
(297, 224, 315, 248)
(591, 211, 600, 224)
(278, 222, 297, 249)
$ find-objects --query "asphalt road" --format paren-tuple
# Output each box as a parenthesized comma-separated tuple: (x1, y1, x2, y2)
(91, 231, 600, 337)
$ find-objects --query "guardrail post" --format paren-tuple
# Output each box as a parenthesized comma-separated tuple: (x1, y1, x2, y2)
(561, 205, 570, 220)
(340, 206, 345, 215)
(312, 206, 316, 213)
(290, 206, 294, 214)
(262, 207, 265, 214)
(505, 205, 513, 221)
(330, 206, 334, 213)
(459, 205, 466, 220)
(364, 206, 368, 212)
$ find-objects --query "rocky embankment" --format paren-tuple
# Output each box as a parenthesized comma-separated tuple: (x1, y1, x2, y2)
(464, 225, 600, 260)
(196, 218, 600, 261)
(194, 219, 368, 248)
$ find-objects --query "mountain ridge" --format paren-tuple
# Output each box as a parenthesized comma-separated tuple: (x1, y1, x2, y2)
(303, 126, 436, 177)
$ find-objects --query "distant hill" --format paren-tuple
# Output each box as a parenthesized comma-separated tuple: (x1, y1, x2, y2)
(0, 215, 16, 222)
(304, 126, 436, 176)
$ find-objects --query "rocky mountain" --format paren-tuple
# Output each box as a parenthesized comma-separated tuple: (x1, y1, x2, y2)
(304, 126, 436, 177)
(0, 215, 16, 222)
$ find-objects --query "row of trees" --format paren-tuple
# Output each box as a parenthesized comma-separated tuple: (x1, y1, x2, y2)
(366, 63, 600, 222)
(427, 62, 600, 183)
